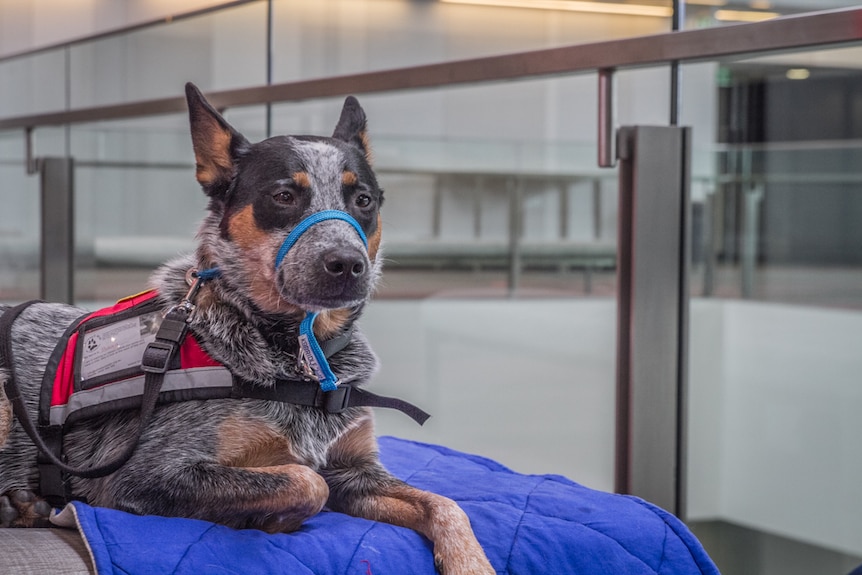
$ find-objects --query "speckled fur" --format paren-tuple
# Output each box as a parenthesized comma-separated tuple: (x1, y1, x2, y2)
(0, 84, 492, 574)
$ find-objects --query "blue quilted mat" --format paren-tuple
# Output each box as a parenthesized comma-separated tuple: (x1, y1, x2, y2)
(66, 437, 718, 574)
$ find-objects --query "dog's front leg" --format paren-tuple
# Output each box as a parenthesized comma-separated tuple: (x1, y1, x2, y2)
(322, 414, 495, 575)
(105, 461, 329, 534)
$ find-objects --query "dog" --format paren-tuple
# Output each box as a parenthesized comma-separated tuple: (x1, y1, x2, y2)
(0, 83, 494, 575)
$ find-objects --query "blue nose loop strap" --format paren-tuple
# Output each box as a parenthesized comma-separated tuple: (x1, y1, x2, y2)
(275, 209, 368, 392)
(274, 209, 368, 270)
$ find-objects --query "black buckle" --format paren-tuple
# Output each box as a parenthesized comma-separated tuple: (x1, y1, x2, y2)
(141, 341, 177, 374)
(322, 385, 352, 414)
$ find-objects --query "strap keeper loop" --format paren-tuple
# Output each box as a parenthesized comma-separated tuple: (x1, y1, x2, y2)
(322, 385, 352, 414)
(141, 341, 177, 374)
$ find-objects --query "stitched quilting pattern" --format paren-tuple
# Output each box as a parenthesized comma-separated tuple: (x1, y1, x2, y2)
(70, 437, 719, 575)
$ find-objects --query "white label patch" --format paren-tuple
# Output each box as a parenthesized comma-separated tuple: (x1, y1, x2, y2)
(80, 311, 162, 381)
(297, 333, 325, 381)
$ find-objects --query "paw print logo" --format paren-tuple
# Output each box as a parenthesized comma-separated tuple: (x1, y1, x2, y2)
(86, 336, 99, 352)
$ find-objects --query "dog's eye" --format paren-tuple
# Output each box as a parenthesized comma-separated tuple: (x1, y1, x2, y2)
(355, 194, 372, 208)
(273, 190, 295, 206)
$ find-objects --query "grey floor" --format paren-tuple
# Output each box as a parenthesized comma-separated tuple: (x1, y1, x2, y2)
(690, 521, 862, 575)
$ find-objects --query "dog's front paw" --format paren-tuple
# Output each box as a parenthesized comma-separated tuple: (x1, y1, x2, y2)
(0, 490, 52, 528)
(434, 549, 497, 575)
(434, 543, 495, 575)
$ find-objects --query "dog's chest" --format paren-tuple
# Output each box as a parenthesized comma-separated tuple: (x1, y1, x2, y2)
(214, 400, 356, 470)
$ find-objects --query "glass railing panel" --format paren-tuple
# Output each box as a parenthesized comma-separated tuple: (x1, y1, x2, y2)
(67, 1, 267, 109)
(271, 0, 672, 82)
(682, 46, 862, 572)
(0, 125, 68, 303)
(66, 106, 265, 303)
(27, 125, 69, 158)
(0, 48, 66, 117)
(69, 114, 194, 303)
(0, 130, 39, 302)
(684, 0, 861, 29)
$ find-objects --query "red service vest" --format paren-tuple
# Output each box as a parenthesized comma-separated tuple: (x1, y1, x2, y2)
(43, 290, 229, 428)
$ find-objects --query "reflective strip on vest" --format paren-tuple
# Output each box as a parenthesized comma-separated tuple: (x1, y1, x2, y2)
(49, 366, 233, 426)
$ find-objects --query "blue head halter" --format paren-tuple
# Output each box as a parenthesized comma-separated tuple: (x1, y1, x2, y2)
(275, 209, 368, 270)
(275, 209, 368, 391)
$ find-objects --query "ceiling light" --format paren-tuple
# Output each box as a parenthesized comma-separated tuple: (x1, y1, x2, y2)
(785, 68, 810, 80)
(714, 9, 779, 22)
(440, 0, 673, 18)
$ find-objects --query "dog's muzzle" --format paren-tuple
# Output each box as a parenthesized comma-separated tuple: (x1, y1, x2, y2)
(274, 210, 368, 270)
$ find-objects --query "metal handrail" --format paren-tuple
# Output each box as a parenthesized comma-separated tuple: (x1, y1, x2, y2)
(1, 7, 861, 130)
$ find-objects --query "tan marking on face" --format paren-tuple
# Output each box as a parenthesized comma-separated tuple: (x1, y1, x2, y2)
(227, 204, 268, 251)
(367, 213, 382, 262)
(342, 171, 358, 186)
(194, 127, 233, 186)
(293, 171, 311, 188)
(226, 205, 302, 315)
(216, 416, 297, 468)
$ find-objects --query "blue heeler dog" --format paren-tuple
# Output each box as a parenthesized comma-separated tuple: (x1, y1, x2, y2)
(0, 83, 493, 574)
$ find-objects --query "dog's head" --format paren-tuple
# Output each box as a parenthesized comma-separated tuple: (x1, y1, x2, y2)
(185, 83, 383, 316)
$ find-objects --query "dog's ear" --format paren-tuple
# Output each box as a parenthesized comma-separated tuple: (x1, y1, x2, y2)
(185, 82, 249, 200)
(333, 96, 372, 164)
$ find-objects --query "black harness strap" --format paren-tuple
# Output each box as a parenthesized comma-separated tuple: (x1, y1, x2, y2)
(37, 425, 67, 507)
(234, 378, 430, 425)
(346, 388, 431, 425)
(318, 327, 353, 358)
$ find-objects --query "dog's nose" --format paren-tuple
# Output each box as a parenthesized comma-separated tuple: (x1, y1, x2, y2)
(323, 249, 365, 278)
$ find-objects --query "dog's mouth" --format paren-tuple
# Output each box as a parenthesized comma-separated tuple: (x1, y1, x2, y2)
(290, 287, 369, 312)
